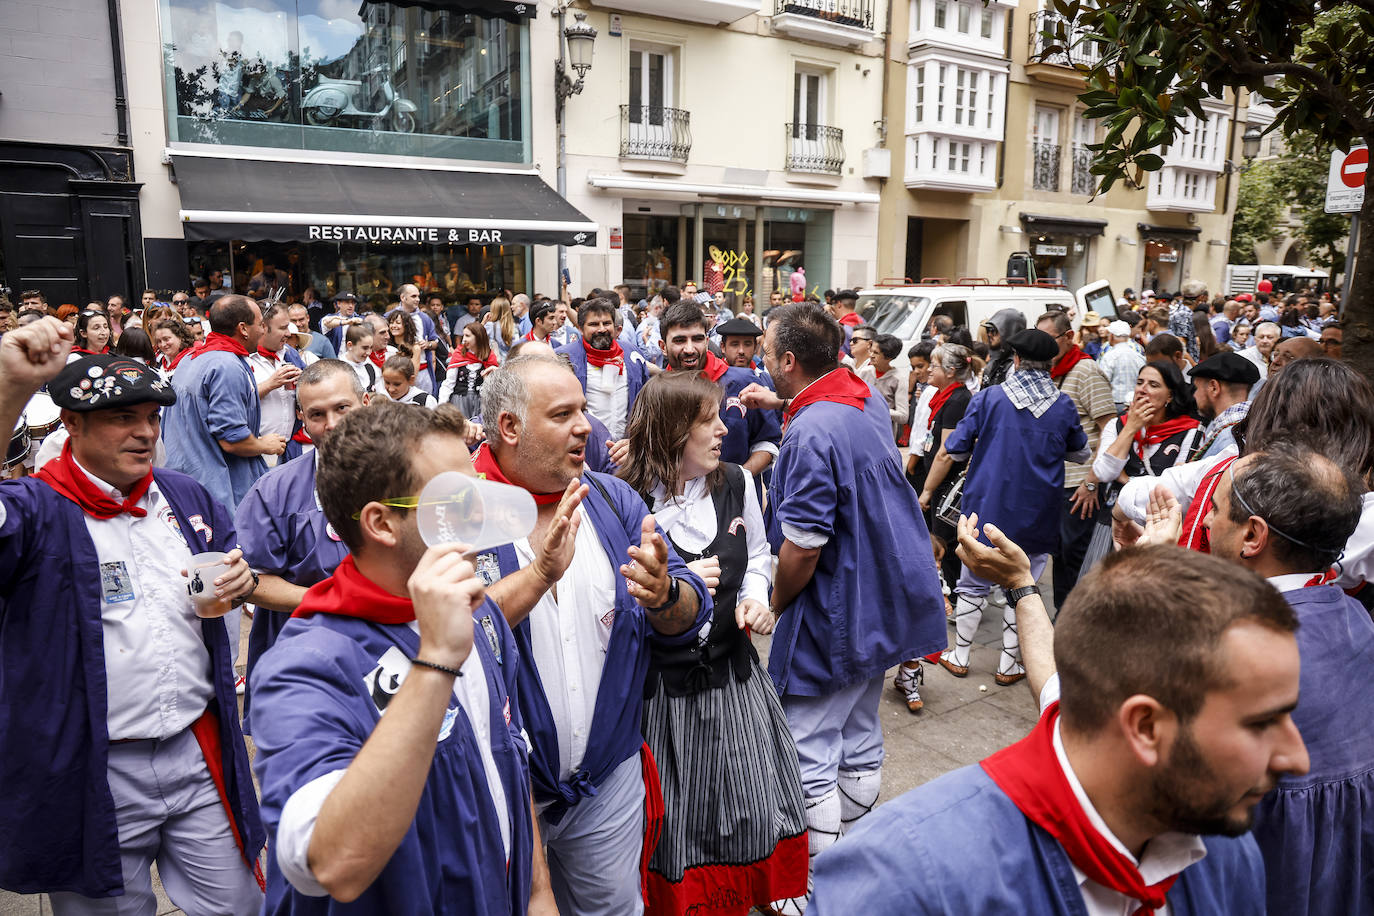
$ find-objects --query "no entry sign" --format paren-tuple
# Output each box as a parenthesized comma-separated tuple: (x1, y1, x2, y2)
(1326, 146, 1368, 213)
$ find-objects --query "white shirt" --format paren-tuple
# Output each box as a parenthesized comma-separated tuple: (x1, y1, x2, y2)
(648, 472, 771, 606)
(1092, 418, 1201, 484)
(75, 458, 214, 740)
(514, 507, 617, 784)
(342, 354, 377, 392)
(584, 362, 629, 440)
(1235, 346, 1270, 380)
(275, 635, 511, 897)
(1117, 449, 1237, 526)
(910, 386, 936, 456)
(1039, 675, 1207, 916)
(247, 349, 297, 441)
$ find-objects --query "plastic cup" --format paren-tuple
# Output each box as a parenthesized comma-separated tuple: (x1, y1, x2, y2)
(416, 471, 538, 552)
(186, 551, 233, 619)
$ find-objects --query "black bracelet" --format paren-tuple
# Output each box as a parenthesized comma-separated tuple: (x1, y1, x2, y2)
(646, 577, 681, 614)
(411, 657, 464, 678)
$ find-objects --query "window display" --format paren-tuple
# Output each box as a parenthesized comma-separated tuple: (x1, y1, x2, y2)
(161, 0, 529, 162)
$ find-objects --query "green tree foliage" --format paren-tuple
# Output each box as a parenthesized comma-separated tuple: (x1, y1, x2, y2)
(1228, 160, 1283, 265)
(1271, 138, 1352, 275)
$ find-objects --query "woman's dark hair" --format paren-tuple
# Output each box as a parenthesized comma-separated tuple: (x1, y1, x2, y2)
(461, 320, 492, 362)
(113, 326, 155, 362)
(74, 310, 108, 349)
(946, 327, 975, 350)
(1143, 333, 1182, 361)
(1236, 357, 1374, 484)
(909, 340, 936, 360)
(153, 317, 196, 353)
(383, 354, 416, 379)
(387, 308, 419, 357)
(1139, 359, 1197, 420)
(1192, 312, 1221, 360)
(617, 372, 726, 500)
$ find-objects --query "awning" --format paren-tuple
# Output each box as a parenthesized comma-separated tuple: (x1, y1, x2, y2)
(1019, 213, 1108, 236)
(173, 154, 597, 247)
(1137, 223, 1201, 243)
(361, 0, 534, 22)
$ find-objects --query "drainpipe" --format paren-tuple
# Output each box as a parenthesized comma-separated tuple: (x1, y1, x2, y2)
(1220, 90, 1241, 215)
(107, 0, 131, 148)
(996, 5, 1014, 189)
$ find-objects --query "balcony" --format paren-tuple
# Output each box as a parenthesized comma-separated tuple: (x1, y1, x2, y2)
(771, 0, 875, 47)
(1070, 143, 1096, 195)
(591, 0, 758, 25)
(1032, 140, 1061, 192)
(785, 123, 845, 178)
(1026, 10, 1105, 87)
(620, 105, 692, 174)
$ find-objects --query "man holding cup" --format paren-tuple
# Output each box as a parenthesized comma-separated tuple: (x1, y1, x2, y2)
(0, 326, 264, 913)
(249, 400, 557, 914)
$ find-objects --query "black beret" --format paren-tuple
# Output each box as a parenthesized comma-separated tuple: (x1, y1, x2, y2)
(1189, 351, 1260, 385)
(52, 355, 177, 412)
(715, 317, 763, 338)
(834, 288, 858, 302)
(1008, 328, 1060, 362)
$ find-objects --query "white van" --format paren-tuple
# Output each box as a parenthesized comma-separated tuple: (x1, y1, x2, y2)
(853, 279, 1115, 357)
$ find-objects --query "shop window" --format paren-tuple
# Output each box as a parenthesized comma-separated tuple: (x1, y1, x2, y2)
(161, 0, 528, 163)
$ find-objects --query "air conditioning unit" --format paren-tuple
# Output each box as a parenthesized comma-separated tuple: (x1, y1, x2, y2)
(862, 147, 891, 179)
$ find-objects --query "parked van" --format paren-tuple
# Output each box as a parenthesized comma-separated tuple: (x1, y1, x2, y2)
(1224, 264, 1330, 297)
(853, 278, 1115, 358)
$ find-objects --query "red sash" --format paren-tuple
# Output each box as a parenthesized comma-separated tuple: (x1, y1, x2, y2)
(1051, 345, 1092, 381)
(189, 709, 266, 891)
(983, 702, 1178, 915)
(35, 442, 153, 519)
(1178, 455, 1236, 553)
(470, 443, 565, 506)
(783, 368, 870, 429)
(293, 555, 416, 623)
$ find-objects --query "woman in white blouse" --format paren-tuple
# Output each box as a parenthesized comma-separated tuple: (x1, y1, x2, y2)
(618, 372, 808, 916)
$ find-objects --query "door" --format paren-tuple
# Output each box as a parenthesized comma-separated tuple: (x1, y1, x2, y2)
(1071, 114, 1095, 194)
(790, 70, 828, 168)
(1032, 106, 1062, 191)
(628, 47, 675, 157)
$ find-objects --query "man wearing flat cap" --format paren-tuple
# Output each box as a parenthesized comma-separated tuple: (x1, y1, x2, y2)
(920, 328, 1091, 685)
(0, 319, 264, 913)
(717, 316, 766, 370)
(1189, 351, 1260, 461)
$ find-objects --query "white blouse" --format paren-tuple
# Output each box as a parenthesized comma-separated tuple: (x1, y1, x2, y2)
(649, 470, 771, 607)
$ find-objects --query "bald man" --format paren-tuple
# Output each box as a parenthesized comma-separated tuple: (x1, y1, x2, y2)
(396, 283, 440, 394)
(1269, 337, 1324, 376)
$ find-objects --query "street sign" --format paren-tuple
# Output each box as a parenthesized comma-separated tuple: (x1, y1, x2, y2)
(1326, 146, 1368, 213)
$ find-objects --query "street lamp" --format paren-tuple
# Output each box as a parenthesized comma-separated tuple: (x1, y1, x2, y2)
(555, 7, 596, 297)
(1225, 125, 1265, 174)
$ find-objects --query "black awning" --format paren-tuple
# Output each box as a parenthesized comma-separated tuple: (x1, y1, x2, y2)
(1137, 223, 1201, 243)
(361, 0, 534, 21)
(1019, 213, 1108, 237)
(173, 154, 596, 247)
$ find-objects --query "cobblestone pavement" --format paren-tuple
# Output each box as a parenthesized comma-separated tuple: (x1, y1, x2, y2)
(1, 586, 1043, 914)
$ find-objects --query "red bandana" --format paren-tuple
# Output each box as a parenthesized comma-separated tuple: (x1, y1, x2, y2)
(35, 441, 154, 519)
(292, 427, 313, 445)
(470, 442, 565, 506)
(584, 340, 626, 374)
(926, 382, 962, 430)
(186, 332, 249, 362)
(783, 368, 870, 429)
(667, 350, 729, 382)
(369, 350, 388, 369)
(1129, 415, 1200, 461)
(524, 328, 538, 342)
(983, 702, 1179, 916)
(1179, 455, 1236, 553)
(256, 346, 280, 364)
(73, 346, 111, 356)
(838, 313, 863, 327)
(293, 555, 415, 624)
(161, 347, 192, 373)
(1051, 345, 1092, 381)
(448, 349, 498, 370)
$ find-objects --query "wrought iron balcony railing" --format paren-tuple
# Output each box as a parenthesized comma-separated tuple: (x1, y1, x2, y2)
(1071, 143, 1097, 195)
(1029, 10, 1104, 69)
(620, 105, 692, 162)
(773, 0, 873, 31)
(785, 122, 845, 174)
(1032, 140, 1062, 191)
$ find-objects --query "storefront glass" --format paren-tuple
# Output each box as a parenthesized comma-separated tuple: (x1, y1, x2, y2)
(160, 0, 529, 162)
(760, 207, 831, 307)
(1028, 233, 1090, 289)
(185, 238, 529, 307)
(1141, 240, 1183, 295)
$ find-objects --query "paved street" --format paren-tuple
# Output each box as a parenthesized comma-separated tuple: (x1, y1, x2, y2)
(0, 593, 1040, 914)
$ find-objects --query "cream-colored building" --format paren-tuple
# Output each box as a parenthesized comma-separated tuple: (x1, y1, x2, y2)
(875, 0, 1248, 298)
(559, 0, 890, 299)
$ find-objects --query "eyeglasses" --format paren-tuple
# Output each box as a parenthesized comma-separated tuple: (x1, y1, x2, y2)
(350, 494, 462, 519)
(182, 317, 200, 325)
(172, 298, 189, 305)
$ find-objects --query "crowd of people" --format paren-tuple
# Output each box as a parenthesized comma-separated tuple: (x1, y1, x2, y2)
(0, 267, 1369, 916)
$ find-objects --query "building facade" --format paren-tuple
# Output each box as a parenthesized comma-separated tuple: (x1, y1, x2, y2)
(876, 0, 1246, 297)
(559, 0, 888, 301)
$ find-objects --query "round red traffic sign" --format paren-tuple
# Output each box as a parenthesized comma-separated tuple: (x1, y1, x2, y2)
(1341, 148, 1368, 188)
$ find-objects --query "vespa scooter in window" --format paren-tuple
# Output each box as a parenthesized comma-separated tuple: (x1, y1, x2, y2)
(302, 64, 418, 133)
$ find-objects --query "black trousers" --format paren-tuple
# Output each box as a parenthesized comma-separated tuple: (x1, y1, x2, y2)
(1053, 485, 1109, 610)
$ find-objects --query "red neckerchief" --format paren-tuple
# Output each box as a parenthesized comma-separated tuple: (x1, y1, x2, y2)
(448, 349, 498, 370)
(1129, 415, 1200, 461)
(35, 441, 154, 519)
(1305, 569, 1338, 587)
(293, 555, 415, 624)
(256, 346, 280, 364)
(669, 350, 730, 383)
(186, 332, 249, 361)
(470, 442, 565, 506)
(368, 350, 387, 369)
(168, 347, 192, 371)
(584, 340, 626, 374)
(524, 328, 537, 342)
(1179, 455, 1236, 553)
(73, 346, 111, 356)
(838, 313, 863, 327)
(292, 428, 313, 445)
(926, 382, 962, 430)
(783, 368, 870, 429)
(1051, 345, 1092, 381)
(983, 702, 1179, 915)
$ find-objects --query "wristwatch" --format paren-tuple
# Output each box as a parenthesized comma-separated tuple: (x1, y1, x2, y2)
(233, 569, 261, 608)
(1004, 584, 1039, 607)
(647, 577, 680, 614)
(1083, 481, 1097, 492)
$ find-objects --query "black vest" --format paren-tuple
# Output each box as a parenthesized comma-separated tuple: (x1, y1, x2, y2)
(644, 463, 758, 697)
